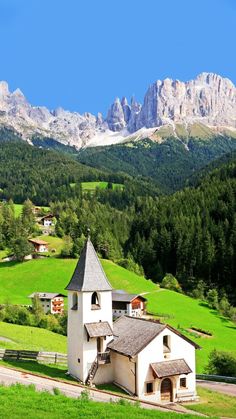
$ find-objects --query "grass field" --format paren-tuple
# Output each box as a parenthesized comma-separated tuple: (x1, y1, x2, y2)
(146, 289, 236, 372)
(14, 204, 24, 217)
(34, 235, 64, 255)
(0, 257, 236, 373)
(188, 386, 236, 418)
(81, 181, 124, 191)
(0, 258, 155, 305)
(13, 204, 49, 217)
(0, 322, 66, 352)
(0, 383, 205, 419)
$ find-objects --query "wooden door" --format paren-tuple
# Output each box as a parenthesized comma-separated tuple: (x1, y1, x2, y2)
(161, 378, 172, 402)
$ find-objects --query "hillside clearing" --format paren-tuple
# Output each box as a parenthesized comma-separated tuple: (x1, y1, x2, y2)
(0, 322, 66, 352)
(0, 258, 236, 372)
(34, 235, 64, 255)
(80, 181, 124, 191)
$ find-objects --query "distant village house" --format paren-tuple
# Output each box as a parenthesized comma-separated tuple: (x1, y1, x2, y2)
(112, 291, 146, 318)
(28, 238, 49, 253)
(40, 214, 54, 227)
(29, 292, 65, 314)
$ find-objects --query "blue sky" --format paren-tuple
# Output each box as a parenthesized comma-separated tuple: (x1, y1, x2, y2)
(0, 0, 235, 115)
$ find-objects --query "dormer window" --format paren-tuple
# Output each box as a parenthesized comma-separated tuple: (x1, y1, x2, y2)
(163, 335, 171, 353)
(72, 292, 78, 310)
(91, 292, 100, 310)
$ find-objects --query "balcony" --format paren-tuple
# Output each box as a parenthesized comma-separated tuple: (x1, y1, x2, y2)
(97, 351, 111, 365)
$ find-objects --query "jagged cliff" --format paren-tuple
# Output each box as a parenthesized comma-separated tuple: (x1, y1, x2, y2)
(0, 73, 236, 149)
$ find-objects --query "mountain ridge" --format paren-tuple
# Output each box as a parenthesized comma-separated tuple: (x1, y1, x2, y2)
(0, 73, 236, 149)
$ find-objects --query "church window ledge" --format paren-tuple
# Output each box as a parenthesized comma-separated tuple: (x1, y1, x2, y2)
(91, 304, 101, 310)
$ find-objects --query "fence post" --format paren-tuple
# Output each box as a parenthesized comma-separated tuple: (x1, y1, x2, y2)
(55, 353, 57, 364)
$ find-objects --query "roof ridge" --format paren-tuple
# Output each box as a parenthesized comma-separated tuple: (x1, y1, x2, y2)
(124, 315, 165, 325)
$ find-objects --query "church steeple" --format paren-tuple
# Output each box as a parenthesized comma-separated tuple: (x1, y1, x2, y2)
(66, 237, 113, 383)
(66, 237, 112, 292)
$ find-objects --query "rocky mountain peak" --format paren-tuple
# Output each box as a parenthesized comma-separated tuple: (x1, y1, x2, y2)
(0, 81, 9, 98)
(0, 73, 235, 149)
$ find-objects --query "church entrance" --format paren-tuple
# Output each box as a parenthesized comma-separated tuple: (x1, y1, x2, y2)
(161, 378, 172, 402)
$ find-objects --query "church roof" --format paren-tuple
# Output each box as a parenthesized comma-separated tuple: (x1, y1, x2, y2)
(108, 316, 200, 357)
(151, 359, 192, 378)
(108, 316, 166, 357)
(65, 238, 112, 292)
(85, 321, 113, 338)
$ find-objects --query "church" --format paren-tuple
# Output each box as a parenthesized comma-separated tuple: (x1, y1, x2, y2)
(66, 237, 200, 403)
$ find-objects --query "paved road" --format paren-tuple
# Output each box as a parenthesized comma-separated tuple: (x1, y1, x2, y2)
(197, 379, 236, 397)
(0, 365, 199, 415)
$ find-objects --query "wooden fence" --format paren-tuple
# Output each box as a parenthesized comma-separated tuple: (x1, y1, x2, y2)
(0, 349, 67, 366)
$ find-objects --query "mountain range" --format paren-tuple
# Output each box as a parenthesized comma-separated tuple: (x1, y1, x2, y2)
(0, 72, 236, 149)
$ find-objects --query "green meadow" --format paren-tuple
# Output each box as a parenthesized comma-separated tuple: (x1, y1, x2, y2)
(0, 383, 206, 419)
(13, 204, 49, 217)
(81, 181, 124, 191)
(0, 322, 66, 352)
(0, 257, 236, 372)
(34, 235, 64, 256)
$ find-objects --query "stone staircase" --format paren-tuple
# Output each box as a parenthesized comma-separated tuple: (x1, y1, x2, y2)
(86, 357, 98, 386)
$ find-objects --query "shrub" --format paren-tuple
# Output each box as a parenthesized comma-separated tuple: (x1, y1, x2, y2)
(79, 389, 90, 401)
(205, 349, 236, 377)
(190, 280, 206, 300)
(160, 273, 181, 292)
(116, 258, 144, 276)
(206, 289, 219, 310)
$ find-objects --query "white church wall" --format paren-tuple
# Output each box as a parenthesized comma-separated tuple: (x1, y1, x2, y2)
(112, 352, 136, 395)
(94, 362, 114, 384)
(67, 289, 113, 383)
(136, 327, 197, 402)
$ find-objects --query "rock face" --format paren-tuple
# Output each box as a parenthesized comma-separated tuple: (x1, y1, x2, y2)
(129, 73, 236, 131)
(0, 73, 235, 149)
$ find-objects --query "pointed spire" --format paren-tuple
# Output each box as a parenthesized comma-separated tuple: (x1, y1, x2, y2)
(65, 238, 112, 292)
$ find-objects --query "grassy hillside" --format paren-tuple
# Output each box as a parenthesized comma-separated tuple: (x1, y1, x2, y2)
(0, 259, 155, 305)
(80, 181, 124, 191)
(0, 322, 66, 352)
(13, 204, 49, 217)
(146, 290, 236, 372)
(34, 235, 64, 256)
(1, 257, 236, 372)
(0, 384, 198, 419)
(0, 258, 76, 304)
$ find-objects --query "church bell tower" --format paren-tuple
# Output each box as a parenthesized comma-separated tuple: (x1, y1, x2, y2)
(65, 237, 113, 383)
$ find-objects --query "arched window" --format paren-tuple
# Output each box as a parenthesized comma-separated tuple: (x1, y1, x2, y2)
(163, 335, 171, 352)
(91, 292, 100, 309)
(72, 292, 78, 310)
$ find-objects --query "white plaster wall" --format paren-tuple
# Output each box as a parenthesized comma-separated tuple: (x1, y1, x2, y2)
(67, 290, 113, 383)
(137, 327, 197, 402)
(94, 362, 114, 385)
(112, 352, 136, 395)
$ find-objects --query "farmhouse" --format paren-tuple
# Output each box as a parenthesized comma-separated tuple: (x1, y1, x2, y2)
(66, 238, 200, 403)
(28, 238, 49, 253)
(40, 214, 54, 227)
(112, 290, 146, 318)
(29, 292, 65, 314)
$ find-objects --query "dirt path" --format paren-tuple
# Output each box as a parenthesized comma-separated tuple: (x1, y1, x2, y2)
(197, 379, 236, 397)
(0, 365, 202, 415)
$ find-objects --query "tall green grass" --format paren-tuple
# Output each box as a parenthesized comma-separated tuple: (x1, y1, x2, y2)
(0, 383, 204, 419)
